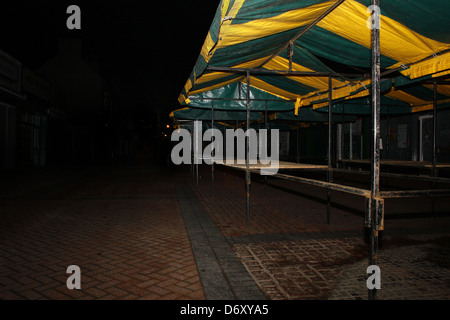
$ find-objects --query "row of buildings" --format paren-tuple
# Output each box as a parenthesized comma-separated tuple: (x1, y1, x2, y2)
(0, 38, 139, 169)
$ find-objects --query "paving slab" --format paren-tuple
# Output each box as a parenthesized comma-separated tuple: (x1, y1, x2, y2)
(1, 162, 449, 300)
(190, 164, 450, 300)
(0, 165, 205, 300)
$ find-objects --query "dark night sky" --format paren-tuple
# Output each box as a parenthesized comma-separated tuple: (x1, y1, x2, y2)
(1, 0, 219, 120)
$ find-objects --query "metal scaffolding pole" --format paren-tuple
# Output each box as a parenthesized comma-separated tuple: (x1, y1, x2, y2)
(349, 122, 353, 160)
(432, 81, 438, 216)
(297, 120, 300, 164)
(246, 71, 251, 227)
(386, 105, 390, 159)
(211, 100, 215, 198)
(196, 163, 199, 186)
(327, 75, 333, 225)
(192, 127, 196, 177)
(368, 0, 381, 301)
(195, 119, 199, 186)
(433, 81, 438, 177)
(265, 101, 268, 194)
(339, 104, 345, 184)
(236, 119, 239, 185)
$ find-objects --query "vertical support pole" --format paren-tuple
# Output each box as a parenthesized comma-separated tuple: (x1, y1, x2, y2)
(191, 126, 194, 177)
(5, 107, 8, 167)
(349, 122, 353, 160)
(246, 72, 251, 227)
(386, 105, 390, 159)
(327, 76, 333, 225)
(368, 0, 381, 301)
(223, 122, 226, 178)
(195, 119, 200, 186)
(211, 100, 215, 198)
(337, 124, 342, 165)
(431, 81, 438, 216)
(432, 81, 438, 177)
(264, 101, 268, 131)
(361, 135, 364, 160)
(196, 161, 199, 186)
(296, 120, 300, 164)
(340, 104, 345, 183)
(265, 101, 268, 194)
(236, 119, 239, 184)
(338, 103, 344, 166)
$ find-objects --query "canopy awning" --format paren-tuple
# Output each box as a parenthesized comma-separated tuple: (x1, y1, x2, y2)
(177, 0, 450, 112)
(181, 82, 294, 111)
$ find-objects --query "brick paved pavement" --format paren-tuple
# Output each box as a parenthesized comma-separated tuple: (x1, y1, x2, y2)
(0, 165, 204, 300)
(329, 234, 450, 300)
(1, 162, 450, 300)
(190, 164, 450, 300)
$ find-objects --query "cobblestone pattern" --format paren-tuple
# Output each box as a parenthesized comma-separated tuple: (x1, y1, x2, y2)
(329, 235, 450, 300)
(192, 165, 450, 300)
(233, 235, 450, 300)
(233, 238, 367, 300)
(192, 168, 365, 238)
(0, 166, 205, 300)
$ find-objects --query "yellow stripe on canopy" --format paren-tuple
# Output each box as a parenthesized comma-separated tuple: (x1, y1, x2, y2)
(169, 107, 190, 119)
(424, 82, 450, 97)
(216, 0, 337, 49)
(189, 76, 245, 97)
(432, 70, 450, 79)
(317, 0, 450, 68)
(247, 77, 299, 100)
(195, 71, 236, 85)
(412, 99, 450, 113)
(178, 94, 187, 105)
(200, 32, 217, 64)
(199, 0, 233, 62)
(223, 0, 245, 24)
(400, 51, 450, 79)
(263, 56, 346, 90)
(312, 89, 370, 110)
(195, 57, 270, 86)
(385, 89, 428, 106)
(200, 0, 244, 62)
(303, 80, 372, 107)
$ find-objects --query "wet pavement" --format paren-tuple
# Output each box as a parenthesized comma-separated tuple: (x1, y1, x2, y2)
(1, 162, 450, 300)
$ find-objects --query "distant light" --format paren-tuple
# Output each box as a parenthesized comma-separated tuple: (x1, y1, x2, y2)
(104, 123, 108, 128)
(166, 125, 170, 128)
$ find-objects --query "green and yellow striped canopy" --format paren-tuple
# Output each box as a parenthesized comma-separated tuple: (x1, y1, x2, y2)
(181, 82, 294, 111)
(177, 0, 450, 114)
